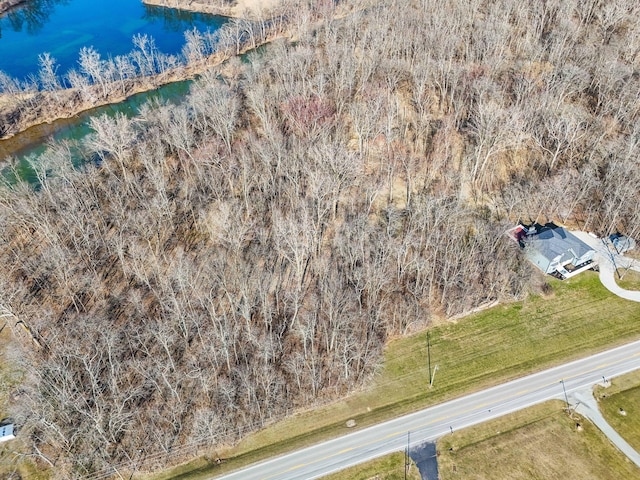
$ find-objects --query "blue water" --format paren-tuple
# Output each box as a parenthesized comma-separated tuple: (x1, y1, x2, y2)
(1, 78, 194, 183)
(0, 0, 226, 81)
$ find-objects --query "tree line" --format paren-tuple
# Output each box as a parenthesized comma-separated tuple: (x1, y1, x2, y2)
(1, 0, 639, 477)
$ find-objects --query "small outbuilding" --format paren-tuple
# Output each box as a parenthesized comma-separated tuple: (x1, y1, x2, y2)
(610, 233, 636, 254)
(0, 423, 15, 443)
(513, 223, 596, 278)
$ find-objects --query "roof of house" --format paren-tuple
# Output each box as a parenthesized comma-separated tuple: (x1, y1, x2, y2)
(525, 225, 593, 263)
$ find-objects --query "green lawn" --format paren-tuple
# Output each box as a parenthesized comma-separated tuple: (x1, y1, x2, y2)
(616, 268, 640, 291)
(596, 370, 640, 453)
(151, 272, 640, 480)
(437, 401, 640, 479)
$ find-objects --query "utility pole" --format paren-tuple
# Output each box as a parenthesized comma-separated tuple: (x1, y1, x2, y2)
(405, 430, 410, 480)
(560, 379, 569, 411)
(427, 331, 432, 387)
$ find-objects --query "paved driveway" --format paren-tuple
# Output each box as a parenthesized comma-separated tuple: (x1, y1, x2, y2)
(571, 231, 640, 302)
(570, 387, 640, 469)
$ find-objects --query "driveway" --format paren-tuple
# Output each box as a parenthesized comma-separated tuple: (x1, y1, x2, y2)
(570, 387, 640, 469)
(571, 231, 640, 302)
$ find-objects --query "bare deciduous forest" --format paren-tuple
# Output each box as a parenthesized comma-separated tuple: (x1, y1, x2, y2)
(1, 0, 640, 477)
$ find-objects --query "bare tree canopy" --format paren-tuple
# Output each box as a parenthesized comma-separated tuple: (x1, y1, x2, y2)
(1, 0, 639, 477)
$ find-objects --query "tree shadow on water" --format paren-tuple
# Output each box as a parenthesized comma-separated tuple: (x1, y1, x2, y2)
(1, 0, 69, 36)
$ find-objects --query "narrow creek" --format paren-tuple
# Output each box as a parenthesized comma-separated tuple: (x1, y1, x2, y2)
(1, 79, 193, 182)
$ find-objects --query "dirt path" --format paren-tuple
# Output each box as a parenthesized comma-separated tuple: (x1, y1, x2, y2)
(571, 388, 640, 469)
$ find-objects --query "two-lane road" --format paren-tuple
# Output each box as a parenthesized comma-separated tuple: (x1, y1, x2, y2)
(214, 339, 640, 480)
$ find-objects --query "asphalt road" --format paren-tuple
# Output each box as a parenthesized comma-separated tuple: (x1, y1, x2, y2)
(213, 339, 640, 480)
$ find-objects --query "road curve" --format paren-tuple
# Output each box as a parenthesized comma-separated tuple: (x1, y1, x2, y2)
(212, 339, 640, 480)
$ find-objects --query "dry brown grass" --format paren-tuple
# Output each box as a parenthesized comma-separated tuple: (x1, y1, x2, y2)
(318, 452, 421, 480)
(0, 324, 47, 479)
(596, 370, 640, 454)
(0, 323, 18, 421)
(437, 400, 640, 480)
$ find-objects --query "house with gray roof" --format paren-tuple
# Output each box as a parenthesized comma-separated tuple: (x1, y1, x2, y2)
(515, 223, 596, 278)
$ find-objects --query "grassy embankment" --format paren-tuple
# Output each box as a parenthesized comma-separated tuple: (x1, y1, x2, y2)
(150, 272, 640, 480)
(596, 369, 640, 453)
(319, 452, 421, 480)
(435, 400, 639, 479)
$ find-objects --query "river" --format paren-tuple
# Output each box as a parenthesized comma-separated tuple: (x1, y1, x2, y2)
(0, 0, 226, 81)
(1, 79, 193, 183)
(0, 0, 227, 180)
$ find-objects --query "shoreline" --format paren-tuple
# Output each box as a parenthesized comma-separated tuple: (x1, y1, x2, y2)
(0, 0, 26, 15)
(0, 34, 287, 147)
(141, 0, 283, 19)
(142, 0, 235, 18)
(0, 0, 288, 145)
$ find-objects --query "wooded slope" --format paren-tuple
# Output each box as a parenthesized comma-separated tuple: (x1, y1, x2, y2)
(1, 0, 639, 477)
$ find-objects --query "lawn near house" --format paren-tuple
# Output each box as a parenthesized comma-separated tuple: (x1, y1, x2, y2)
(436, 400, 640, 480)
(615, 269, 640, 292)
(152, 272, 640, 480)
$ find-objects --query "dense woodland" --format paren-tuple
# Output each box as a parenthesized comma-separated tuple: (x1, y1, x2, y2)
(1, 0, 640, 477)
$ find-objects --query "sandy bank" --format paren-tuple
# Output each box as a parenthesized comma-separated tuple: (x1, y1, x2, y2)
(142, 0, 282, 19)
(0, 0, 27, 15)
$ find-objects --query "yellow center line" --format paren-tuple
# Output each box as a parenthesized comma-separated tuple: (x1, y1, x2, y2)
(264, 353, 640, 479)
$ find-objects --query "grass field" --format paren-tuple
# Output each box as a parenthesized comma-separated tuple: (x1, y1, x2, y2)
(319, 452, 421, 480)
(596, 370, 640, 454)
(436, 400, 640, 479)
(151, 272, 640, 480)
(616, 268, 640, 291)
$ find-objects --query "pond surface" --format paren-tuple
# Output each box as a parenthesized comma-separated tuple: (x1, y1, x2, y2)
(0, 0, 226, 81)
